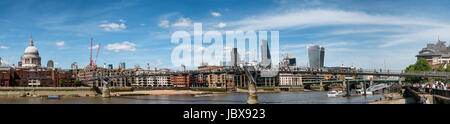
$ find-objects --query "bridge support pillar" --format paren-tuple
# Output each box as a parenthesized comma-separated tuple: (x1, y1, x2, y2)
(102, 86, 111, 98)
(319, 80, 325, 91)
(101, 79, 111, 98)
(343, 79, 350, 97)
(370, 78, 374, 87)
(247, 83, 259, 104)
(398, 77, 403, 86)
(343, 79, 347, 91)
(363, 81, 367, 96)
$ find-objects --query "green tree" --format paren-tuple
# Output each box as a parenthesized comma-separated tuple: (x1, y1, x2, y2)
(405, 58, 432, 83)
(59, 79, 66, 86)
(414, 58, 432, 71)
(74, 80, 82, 87)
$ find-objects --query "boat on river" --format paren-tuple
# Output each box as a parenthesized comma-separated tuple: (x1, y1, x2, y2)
(327, 90, 343, 97)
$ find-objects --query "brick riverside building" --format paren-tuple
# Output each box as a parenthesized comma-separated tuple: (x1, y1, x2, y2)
(197, 66, 236, 88)
(170, 75, 194, 88)
(0, 67, 13, 87)
(0, 67, 77, 87)
(76, 67, 135, 87)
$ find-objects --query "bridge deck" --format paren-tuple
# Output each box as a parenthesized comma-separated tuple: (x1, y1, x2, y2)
(79, 69, 450, 81)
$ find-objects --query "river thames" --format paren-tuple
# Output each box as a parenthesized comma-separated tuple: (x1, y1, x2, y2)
(0, 91, 386, 104)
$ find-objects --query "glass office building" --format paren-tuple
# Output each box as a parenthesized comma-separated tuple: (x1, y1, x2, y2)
(308, 45, 325, 68)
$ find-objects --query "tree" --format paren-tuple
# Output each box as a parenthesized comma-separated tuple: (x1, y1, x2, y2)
(74, 80, 82, 87)
(405, 58, 432, 83)
(414, 58, 432, 71)
(59, 79, 66, 86)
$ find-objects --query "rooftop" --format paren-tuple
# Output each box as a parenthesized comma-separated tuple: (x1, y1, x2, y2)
(417, 40, 450, 57)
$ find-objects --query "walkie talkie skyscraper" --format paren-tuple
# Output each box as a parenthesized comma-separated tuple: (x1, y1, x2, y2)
(308, 45, 325, 68)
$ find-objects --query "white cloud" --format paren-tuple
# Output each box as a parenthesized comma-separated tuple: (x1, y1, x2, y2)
(217, 22, 227, 28)
(172, 18, 193, 27)
(158, 20, 170, 28)
(382, 28, 450, 48)
(118, 19, 126, 23)
(88, 44, 100, 50)
(283, 42, 356, 50)
(56, 41, 65, 47)
(105, 41, 137, 52)
(282, 44, 308, 49)
(232, 9, 444, 31)
(327, 28, 405, 35)
(0, 45, 8, 49)
(99, 22, 127, 31)
(211, 12, 221, 17)
(229, 9, 450, 47)
(323, 42, 356, 47)
(140, 24, 146, 26)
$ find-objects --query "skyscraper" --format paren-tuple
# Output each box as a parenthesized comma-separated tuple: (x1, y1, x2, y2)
(231, 48, 242, 67)
(180, 64, 186, 71)
(119, 62, 126, 70)
(308, 45, 325, 68)
(320, 46, 325, 67)
(260, 40, 271, 68)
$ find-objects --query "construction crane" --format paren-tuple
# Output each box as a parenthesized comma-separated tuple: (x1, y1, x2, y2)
(89, 38, 101, 69)
(94, 43, 101, 68)
(90, 38, 93, 69)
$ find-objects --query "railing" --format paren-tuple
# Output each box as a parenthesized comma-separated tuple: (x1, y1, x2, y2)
(80, 67, 450, 82)
(409, 87, 421, 92)
(424, 88, 450, 98)
(301, 68, 450, 75)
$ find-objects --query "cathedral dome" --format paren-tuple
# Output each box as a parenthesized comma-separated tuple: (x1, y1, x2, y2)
(24, 36, 39, 56)
(21, 36, 41, 67)
(24, 46, 39, 55)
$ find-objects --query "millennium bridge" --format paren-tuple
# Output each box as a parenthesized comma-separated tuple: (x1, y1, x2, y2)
(81, 67, 450, 81)
(80, 66, 450, 104)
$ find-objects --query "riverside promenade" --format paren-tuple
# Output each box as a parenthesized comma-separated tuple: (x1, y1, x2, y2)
(0, 87, 233, 97)
(403, 86, 450, 104)
(0, 87, 97, 97)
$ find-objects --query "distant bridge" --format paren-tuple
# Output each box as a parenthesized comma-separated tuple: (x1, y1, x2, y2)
(302, 79, 403, 85)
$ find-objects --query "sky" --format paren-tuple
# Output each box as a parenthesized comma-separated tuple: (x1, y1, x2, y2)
(0, 0, 450, 70)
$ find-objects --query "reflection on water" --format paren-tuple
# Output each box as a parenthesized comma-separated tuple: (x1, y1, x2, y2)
(0, 92, 385, 104)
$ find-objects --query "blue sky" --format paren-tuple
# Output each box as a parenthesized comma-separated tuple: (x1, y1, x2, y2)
(1, 0, 450, 70)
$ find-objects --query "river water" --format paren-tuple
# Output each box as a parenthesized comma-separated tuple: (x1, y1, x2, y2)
(0, 91, 385, 104)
